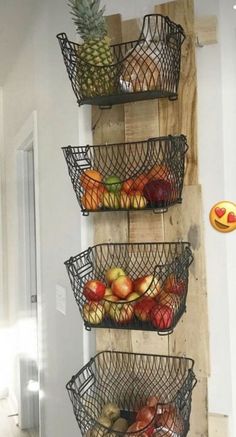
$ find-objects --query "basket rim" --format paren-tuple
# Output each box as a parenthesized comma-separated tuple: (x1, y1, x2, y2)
(57, 13, 185, 69)
(66, 351, 196, 435)
(64, 241, 192, 266)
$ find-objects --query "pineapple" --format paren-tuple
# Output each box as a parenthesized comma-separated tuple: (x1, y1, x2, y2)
(68, 0, 116, 98)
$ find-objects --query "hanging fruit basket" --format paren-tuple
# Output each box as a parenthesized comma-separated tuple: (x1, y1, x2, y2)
(67, 351, 197, 437)
(64, 242, 193, 334)
(62, 135, 188, 215)
(57, 14, 185, 108)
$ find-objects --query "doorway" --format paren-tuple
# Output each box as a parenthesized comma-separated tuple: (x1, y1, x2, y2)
(16, 113, 40, 436)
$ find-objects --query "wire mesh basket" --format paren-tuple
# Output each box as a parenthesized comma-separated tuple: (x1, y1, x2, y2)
(67, 351, 197, 437)
(57, 14, 185, 107)
(62, 135, 188, 216)
(65, 242, 193, 334)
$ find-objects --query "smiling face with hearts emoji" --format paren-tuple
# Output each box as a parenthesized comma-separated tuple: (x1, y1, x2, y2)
(209, 201, 236, 233)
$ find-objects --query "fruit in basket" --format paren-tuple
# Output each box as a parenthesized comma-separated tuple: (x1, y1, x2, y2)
(158, 292, 181, 313)
(163, 275, 186, 296)
(126, 421, 155, 437)
(122, 178, 134, 194)
(134, 298, 156, 321)
(134, 275, 161, 299)
(153, 430, 173, 437)
(105, 267, 126, 284)
(91, 415, 113, 437)
(133, 174, 149, 193)
(136, 406, 155, 425)
(156, 408, 184, 435)
(103, 192, 120, 209)
(120, 191, 131, 209)
(111, 276, 133, 299)
(82, 190, 103, 210)
(83, 302, 105, 325)
(126, 292, 140, 302)
(83, 280, 106, 301)
(150, 304, 174, 330)
(104, 176, 122, 193)
(103, 295, 119, 314)
(102, 402, 120, 421)
(147, 165, 172, 182)
(120, 44, 161, 93)
(109, 302, 134, 324)
(111, 418, 129, 433)
(80, 169, 103, 190)
(143, 180, 172, 205)
(68, 0, 115, 97)
(130, 193, 148, 209)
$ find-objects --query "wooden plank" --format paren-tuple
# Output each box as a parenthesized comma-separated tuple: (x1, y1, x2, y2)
(190, 377, 208, 437)
(195, 15, 218, 46)
(155, 0, 198, 186)
(94, 14, 130, 353)
(164, 185, 210, 376)
(123, 16, 168, 357)
(209, 413, 229, 437)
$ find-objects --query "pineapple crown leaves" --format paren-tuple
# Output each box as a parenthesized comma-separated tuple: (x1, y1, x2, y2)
(68, 0, 108, 41)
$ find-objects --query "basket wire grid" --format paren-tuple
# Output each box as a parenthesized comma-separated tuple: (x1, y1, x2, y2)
(64, 242, 193, 334)
(57, 14, 185, 107)
(67, 351, 197, 437)
(62, 135, 188, 216)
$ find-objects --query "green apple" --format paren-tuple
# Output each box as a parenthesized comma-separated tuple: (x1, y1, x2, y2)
(105, 267, 126, 284)
(104, 175, 121, 193)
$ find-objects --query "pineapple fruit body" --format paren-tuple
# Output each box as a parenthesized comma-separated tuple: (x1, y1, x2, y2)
(78, 36, 116, 98)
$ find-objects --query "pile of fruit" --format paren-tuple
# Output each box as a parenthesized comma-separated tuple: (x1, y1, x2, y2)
(82, 266, 186, 330)
(87, 396, 184, 437)
(80, 164, 176, 212)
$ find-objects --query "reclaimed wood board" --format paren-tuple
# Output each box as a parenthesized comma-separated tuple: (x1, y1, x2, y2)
(94, 1, 209, 436)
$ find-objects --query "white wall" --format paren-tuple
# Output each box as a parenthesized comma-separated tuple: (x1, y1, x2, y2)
(1, 0, 235, 436)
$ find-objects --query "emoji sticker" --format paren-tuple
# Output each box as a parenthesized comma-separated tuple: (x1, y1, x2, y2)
(209, 201, 236, 233)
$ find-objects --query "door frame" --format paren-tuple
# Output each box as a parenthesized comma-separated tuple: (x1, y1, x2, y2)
(15, 111, 42, 435)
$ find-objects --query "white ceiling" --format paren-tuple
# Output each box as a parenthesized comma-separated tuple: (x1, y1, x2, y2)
(0, 0, 37, 85)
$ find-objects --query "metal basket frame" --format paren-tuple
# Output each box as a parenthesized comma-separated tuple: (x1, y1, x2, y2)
(62, 135, 188, 216)
(65, 242, 193, 334)
(57, 14, 185, 107)
(67, 351, 197, 437)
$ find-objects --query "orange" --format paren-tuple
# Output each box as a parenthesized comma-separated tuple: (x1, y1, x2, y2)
(133, 174, 149, 192)
(122, 178, 134, 194)
(80, 169, 103, 191)
(81, 189, 103, 211)
(147, 164, 171, 181)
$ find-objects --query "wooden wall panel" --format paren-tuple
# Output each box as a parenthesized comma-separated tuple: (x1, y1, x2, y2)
(93, 2, 209, 436)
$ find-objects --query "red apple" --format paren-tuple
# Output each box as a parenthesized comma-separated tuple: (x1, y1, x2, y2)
(158, 292, 181, 313)
(111, 275, 133, 299)
(134, 298, 156, 321)
(143, 179, 172, 205)
(83, 302, 105, 325)
(136, 406, 155, 425)
(109, 302, 134, 324)
(127, 421, 154, 437)
(83, 280, 106, 301)
(134, 275, 161, 299)
(151, 304, 174, 330)
(105, 267, 126, 284)
(164, 274, 186, 296)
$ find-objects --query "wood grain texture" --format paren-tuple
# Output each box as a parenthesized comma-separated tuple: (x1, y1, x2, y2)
(195, 15, 218, 46)
(155, 0, 198, 186)
(190, 377, 208, 437)
(94, 14, 129, 352)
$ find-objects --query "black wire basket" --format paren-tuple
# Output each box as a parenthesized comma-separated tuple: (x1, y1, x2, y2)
(67, 351, 197, 437)
(62, 135, 188, 216)
(57, 14, 185, 108)
(64, 242, 193, 334)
